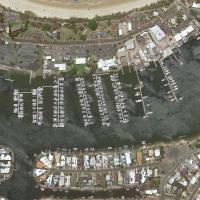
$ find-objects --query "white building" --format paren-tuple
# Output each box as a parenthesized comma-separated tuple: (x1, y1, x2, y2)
(128, 170, 135, 184)
(45, 55, 52, 60)
(128, 22, 132, 31)
(34, 168, 47, 177)
(190, 172, 200, 185)
(118, 23, 123, 36)
(197, 154, 200, 160)
(71, 156, 78, 169)
(97, 57, 118, 71)
(154, 148, 160, 157)
(150, 25, 166, 42)
(125, 151, 131, 166)
(153, 11, 159, 17)
(174, 25, 194, 42)
(75, 58, 86, 65)
(179, 178, 188, 187)
(46, 174, 53, 186)
(125, 39, 135, 50)
(84, 155, 90, 169)
(163, 47, 173, 59)
(65, 175, 71, 187)
(40, 156, 51, 168)
(54, 63, 67, 71)
(192, 2, 200, 8)
(145, 189, 158, 195)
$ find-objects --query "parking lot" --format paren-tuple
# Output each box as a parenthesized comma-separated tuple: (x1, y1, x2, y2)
(43, 43, 117, 63)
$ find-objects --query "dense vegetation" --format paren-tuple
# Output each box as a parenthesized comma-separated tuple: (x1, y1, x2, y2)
(88, 19, 98, 31)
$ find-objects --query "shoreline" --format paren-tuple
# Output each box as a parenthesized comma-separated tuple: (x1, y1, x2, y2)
(0, 0, 158, 19)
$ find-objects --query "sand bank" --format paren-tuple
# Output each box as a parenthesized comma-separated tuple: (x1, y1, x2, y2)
(0, 0, 158, 19)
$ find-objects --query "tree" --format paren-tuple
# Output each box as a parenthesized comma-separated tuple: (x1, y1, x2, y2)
(88, 19, 98, 31)
(176, 10, 183, 24)
(42, 23, 51, 32)
(80, 34, 86, 41)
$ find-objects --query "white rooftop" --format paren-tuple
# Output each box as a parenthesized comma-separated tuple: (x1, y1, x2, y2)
(34, 168, 47, 177)
(150, 25, 166, 41)
(45, 55, 52, 60)
(98, 57, 117, 71)
(192, 2, 200, 8)
(174, 25, 194, 42)
(153, 11, 159, 16)
(125, 39, 135, 50)
(75, 58, 86, 65)
(40, 156, 51, 168)
(180, 179, 188, 187)
(154, 149, 160, 157)
(54, 63, 67, 71)
(128, 170, 135, 184)
(128, 22, 132, 31)
(119, 29, 123, 36)
(145, 189, 158, 195)
(174, 33, 182, 42)
(118, 47, 126, 53)
(0, 154, 11, 161)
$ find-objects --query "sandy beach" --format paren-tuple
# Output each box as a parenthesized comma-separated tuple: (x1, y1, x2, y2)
(0, 0, 158, 19)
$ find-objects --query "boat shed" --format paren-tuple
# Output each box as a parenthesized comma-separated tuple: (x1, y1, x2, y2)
(174, 25, 194, 42)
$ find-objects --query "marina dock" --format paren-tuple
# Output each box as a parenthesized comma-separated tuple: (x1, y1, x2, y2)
(52, 77, 65, 128)
(75, 77, 94, 127)
(110, 73, 129, 123)
(93, 74, 110, 127)
(32, 87, 44, 125)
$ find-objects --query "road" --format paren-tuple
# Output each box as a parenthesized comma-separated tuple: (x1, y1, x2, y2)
(187, 182, 200, 200)
(2, 0, 180, 49)
(1, 18, 161, 48)
(160, 148, 199, 200)
(39, 161, 164, 174)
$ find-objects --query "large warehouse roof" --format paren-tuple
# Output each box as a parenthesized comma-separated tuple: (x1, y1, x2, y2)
(150, 25, 166, 41)
(174, 25, 194, 42)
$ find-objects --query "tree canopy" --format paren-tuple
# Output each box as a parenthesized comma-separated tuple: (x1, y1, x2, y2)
(88, 19, 98, 31)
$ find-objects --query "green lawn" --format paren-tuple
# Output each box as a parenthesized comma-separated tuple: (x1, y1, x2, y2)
(59, 27, 80, 41)
(71, 63, 86, 75)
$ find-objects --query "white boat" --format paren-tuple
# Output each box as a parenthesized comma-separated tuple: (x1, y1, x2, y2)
(135, 99, 142, 103)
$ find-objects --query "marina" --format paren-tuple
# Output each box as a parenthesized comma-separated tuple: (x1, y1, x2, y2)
(8, 20, 199, 129)
(159, 60, 180, 103)
(52, 77, 65, 128)
(134, 67, 152, 119)
(110, 73, 129, 124)
(13, 89, 24, 119)
(0, 0, 200, 198)
(32, 87, 44, 125)
(93, 74, 110, 127)
(75, 77, 94, 127)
